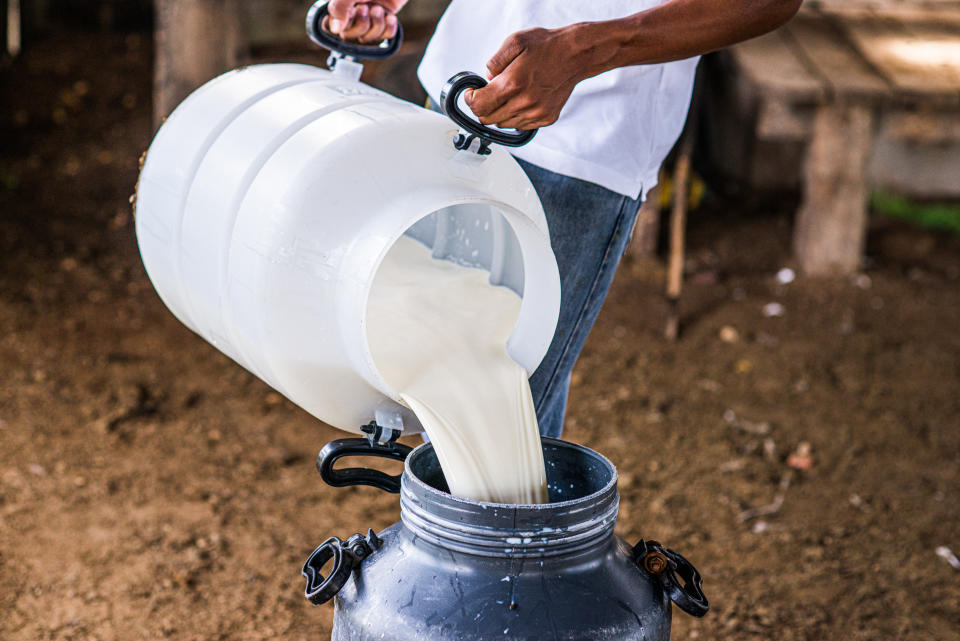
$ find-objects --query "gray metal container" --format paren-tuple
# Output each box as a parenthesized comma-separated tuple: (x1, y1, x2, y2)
(303, 436, 708, 640)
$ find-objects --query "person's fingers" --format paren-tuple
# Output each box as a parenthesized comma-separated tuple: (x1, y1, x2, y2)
(497, 113, 547, 130)
(466, 73, 523, 119)
(340, 3, 372, 40)
(486, 32, 527, 78)
(480, 101, 527, 127)
(326, 0, 357, 33)
(383, 14, 398, 39)
(473, 83, 537, 125)
(466, 86, 508, 120)
(324, 12, 354, 35)
(328, 0, 354, 22)
(485, 102, 551, 130)
(323, 16, 340, 36)
(358, 4, 389, 43)
(325, 4, 396, 43)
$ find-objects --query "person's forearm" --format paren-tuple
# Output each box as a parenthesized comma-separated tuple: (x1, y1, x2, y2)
(465, 0, 802, 129)
(568, 0, 803, 81)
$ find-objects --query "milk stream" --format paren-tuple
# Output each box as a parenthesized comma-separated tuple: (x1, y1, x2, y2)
(366, 235, 549, 504)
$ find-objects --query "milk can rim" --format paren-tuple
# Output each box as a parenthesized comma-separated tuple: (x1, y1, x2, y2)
(402, 436, 619, 510)
(399, 438, 620, 557)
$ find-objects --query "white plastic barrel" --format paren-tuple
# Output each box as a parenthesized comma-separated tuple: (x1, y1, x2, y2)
(135, 63, 561, 434)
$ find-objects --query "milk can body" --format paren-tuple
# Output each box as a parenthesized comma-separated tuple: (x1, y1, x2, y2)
(303, 439, 709, 640)
(135, 63, 561, 434)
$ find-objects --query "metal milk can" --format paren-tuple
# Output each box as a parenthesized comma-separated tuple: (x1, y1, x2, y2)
(303, 431, 708, 640)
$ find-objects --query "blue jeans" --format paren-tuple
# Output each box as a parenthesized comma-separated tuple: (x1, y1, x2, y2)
(517, 158, 642, 438)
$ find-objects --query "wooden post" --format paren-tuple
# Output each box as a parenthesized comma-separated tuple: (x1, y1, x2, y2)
(664, 74, 700, 341)
(629, 184, 661, 258)
(664, 145, 691, 342)
(6, 0, 22, 57)
(794, 101, 874, 276)
(154, 0, 244, 128)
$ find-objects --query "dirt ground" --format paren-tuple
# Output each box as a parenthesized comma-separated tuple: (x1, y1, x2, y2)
(2, 32, 959, 641)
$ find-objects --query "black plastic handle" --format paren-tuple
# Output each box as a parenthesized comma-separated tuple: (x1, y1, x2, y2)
(302, 529, 381, 605)
(302, 537, 354, 605)
(305, 0, 404, 60)
(317, 437, 413, 493)
(634, 539, 710, 618)
(440, 71, 538, 149)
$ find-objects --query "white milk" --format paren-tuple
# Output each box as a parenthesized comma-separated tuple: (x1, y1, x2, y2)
(366, 235, 548, 504)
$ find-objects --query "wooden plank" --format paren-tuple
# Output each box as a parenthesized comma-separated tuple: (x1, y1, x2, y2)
(727, 29, 826, 102)
(897, 20, 960, 91)
(813, 2, 960, 28)
(783, 14, 890, 101)
(875, 7, 960, 27)
(883, 110, 960, 144)
(838, 13, 960, 103)
(870, 112, 960, 198)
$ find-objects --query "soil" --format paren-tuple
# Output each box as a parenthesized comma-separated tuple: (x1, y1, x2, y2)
(2, 32, 959, 641)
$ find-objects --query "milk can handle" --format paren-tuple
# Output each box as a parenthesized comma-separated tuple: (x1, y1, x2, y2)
(317, 437, 413, 493)
(303, 530, 381, 605)
(440, 72, 538, 151)
(633, 539, 710, 618)
(306, 1, 404, 60)
(302, 537, 354, 605)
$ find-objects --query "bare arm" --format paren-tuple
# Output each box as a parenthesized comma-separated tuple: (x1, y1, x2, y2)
(467, 0, 803, 129)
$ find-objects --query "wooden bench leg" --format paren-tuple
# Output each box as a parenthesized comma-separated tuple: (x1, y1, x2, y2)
(154, 0, 244, 128)
(794, 101, 874, 276)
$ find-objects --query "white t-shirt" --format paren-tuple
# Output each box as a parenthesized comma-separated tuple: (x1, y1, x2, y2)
(417, 0, 699, 199)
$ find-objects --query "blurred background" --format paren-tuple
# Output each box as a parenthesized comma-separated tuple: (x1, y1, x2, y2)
(1, 1, 958, 640)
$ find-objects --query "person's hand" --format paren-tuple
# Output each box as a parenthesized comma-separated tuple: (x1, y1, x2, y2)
(465, 27, 595, 130)
(325, 0, 407, 44)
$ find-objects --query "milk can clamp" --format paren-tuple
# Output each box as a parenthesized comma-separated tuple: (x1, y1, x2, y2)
(633, 539, 710, 617)
(302, 529, 382, 605)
